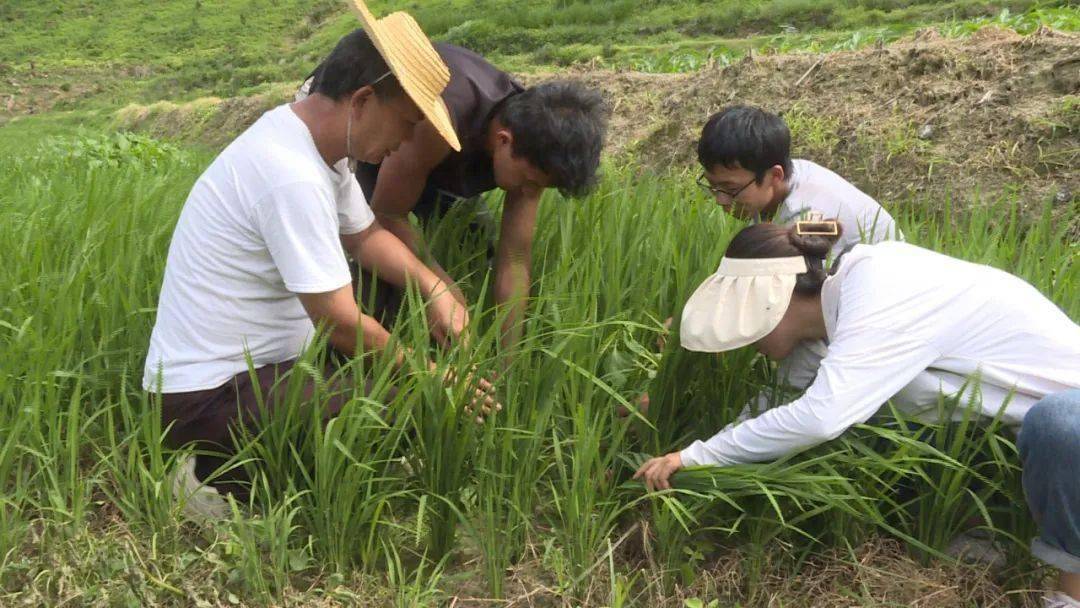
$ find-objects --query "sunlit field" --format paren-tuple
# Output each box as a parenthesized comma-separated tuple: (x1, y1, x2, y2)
(0, 132, 1075, 605)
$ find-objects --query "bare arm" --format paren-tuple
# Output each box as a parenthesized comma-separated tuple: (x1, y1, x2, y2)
(298, 284, 500, 419)
(493, 187, 541, 352)
(369, 120, 466, 306)
(341, 222, 467, 345)
(297, 284, 398, 360)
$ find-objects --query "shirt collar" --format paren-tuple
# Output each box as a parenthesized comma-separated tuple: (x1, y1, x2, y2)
(284, 104, 343, 182)
(820, 244, 868, 341)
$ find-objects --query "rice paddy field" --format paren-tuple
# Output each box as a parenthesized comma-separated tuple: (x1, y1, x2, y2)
(0, 128, 1075, 606)
(1, 1, 1079, 606)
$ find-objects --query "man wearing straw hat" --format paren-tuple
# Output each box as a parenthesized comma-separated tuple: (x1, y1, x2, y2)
(144, 0, 497, 516)
(298, 32, 607, 351)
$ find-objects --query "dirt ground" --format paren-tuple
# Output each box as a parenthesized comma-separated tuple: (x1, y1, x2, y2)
(544, 27, 1078, 225)
(435, 534, 1042, 608)
(36, 26, 1080, 230)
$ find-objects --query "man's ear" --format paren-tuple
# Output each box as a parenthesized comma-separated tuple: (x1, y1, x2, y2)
(770, 164, 786, 184)
(495, 127, 513, 150)
(349, 86, 374, 113)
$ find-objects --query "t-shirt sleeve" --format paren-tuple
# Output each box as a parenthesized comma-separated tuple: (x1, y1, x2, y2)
(680, 326, 940, 466)
(334, 161, 376, 235)
(679, 270, 941, 467)
(253, 181, 353, 294)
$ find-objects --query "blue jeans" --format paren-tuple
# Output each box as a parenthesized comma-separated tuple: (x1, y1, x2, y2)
(1019, 389, 1080, 573)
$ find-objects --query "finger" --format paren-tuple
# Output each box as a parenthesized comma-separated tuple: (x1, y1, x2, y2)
(470, 389, 495, 411)
(469, 392, 501, 417)
(635, 459, 657, 480)
(646, 472, 660, 493)
(657, 470, 671, 491)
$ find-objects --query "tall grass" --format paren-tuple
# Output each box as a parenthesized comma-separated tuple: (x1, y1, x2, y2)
(0, 132, 1075, 604)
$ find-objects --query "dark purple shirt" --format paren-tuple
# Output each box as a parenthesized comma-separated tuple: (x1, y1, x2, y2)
(358, 43, 524, 201)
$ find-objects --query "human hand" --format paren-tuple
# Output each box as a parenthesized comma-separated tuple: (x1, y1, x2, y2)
(427, 290, 470, 346)
(633, 451, 683, 491)
(616, 391, 650, 418)
(432, 362, 502, 423)
(655, 316, 674, 352)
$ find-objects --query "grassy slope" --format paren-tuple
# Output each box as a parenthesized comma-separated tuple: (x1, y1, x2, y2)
(0, 133, 1074, 606)
(1, 0, 1076, 113)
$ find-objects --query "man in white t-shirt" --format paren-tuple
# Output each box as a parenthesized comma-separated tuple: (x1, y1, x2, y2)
(144, 23, 497, 504)
(695, 105, 900, 258)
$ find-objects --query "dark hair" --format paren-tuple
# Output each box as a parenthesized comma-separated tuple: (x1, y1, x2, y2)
(309, 29, 403, 101)
(495, 81, 607, 198)
(697, 105, 793, 183)
(724, 221, 844, 295)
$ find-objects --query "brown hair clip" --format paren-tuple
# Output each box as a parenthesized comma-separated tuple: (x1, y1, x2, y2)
(795, 211, 839, 236)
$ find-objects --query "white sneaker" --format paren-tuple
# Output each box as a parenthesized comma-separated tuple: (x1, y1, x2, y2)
(945, 530, 1007, 570)
(170, 454, 229, 522)
(1044, 592, 1080, 608)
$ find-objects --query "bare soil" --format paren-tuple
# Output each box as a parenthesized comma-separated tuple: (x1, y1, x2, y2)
(545, 26, 1078, 224)
(46, 27, 1080, 230)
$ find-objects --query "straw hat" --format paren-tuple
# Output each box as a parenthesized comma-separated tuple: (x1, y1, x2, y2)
(349, 0, 461, 151)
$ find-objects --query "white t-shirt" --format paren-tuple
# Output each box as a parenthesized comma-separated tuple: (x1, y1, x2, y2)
(143, 104, 375, 393)
(681, 241, 1080, 466)
(774, 159, 901, 258)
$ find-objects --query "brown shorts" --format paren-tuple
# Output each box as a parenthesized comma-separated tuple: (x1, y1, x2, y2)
(158, 360, 380, 497)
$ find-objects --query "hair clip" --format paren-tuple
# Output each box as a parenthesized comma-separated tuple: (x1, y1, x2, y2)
(795, 211, 839, 236)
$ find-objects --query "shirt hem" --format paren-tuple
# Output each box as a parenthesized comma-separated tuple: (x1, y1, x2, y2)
(284, 277, 352, 294)
(339, 218, 375, 236)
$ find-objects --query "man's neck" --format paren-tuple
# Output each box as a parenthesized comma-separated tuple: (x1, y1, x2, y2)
(290, 95, 347, 168)
(762, 178, 792, 221)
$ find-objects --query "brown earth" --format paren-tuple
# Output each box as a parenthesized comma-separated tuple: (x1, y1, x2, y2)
(545, 26, 1079, 217)
(112, 27, 1077, 229)
(110, 27, 1079, 221)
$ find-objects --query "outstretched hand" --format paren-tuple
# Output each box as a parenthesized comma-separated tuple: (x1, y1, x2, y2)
(633, 451, 683, 491)
(434, 363, 502, 423)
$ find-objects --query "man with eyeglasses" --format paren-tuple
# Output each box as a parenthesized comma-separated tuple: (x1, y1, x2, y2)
(637, 105, 901, 415)
(693, 105, 900, 389)
(695, 105, 899, 258)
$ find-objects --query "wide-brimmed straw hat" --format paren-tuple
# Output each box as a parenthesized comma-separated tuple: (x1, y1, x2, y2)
(680, 256, 808, 352)
(349, 0, 461, 151)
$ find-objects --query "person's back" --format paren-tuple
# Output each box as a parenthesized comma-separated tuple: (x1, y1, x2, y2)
(829, 241, 1080, 421)
(779, 159, 900, 257)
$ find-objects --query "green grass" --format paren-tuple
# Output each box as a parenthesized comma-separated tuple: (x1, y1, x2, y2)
(1, 1, 1077, 112)
(0, 131, 1075, 605)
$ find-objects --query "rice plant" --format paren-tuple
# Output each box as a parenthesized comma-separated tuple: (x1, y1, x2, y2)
(0, 131, 1074, 604)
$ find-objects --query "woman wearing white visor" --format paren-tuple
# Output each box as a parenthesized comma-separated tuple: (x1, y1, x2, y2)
(634, 219, 1080, 606)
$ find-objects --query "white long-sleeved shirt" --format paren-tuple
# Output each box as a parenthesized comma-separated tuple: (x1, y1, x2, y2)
(681, 241, 1080, 466)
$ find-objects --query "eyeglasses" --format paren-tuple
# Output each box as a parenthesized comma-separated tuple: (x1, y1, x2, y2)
(696, 174, 756, 199)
